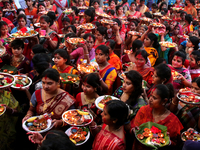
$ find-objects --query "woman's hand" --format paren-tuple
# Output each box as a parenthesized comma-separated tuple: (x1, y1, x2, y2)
(52, 119, 63, 128)
(22, 115, 31, 123)
(44, 34, 51, 41)
(27, 132, 43, 144)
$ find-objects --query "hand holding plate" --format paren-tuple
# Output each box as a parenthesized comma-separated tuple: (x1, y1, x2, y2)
(27, 132, 43, 144)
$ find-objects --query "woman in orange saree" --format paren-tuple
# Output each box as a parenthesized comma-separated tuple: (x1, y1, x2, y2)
(23, 69, 76, 128)
(132, 84, 183, 150)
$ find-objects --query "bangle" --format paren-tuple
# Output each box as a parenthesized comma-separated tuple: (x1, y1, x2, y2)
(85, 53, 89, 56)
(172, 100, 178, 105)
(48, 38, 52, 41)
(61, 120, 65, 127)
(26, 113, 32, 117)
(89, 124, 97, 130)
(116, 34, 120, 36)
(99, 78, 103, 81)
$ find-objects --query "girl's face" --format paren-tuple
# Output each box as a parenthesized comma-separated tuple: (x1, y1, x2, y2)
(135, 54, 146, 68)
(181, 13, 186, 20)
(39, 5, 45, 12)
(66, 27, 74, 33)
(45, 0, 51, 6)
(161, 4, 167, 9)
(95, 49, 107, 64)
(42, 77, 58, 94)
(101, 106, 112, 125)
(129, 22, 136, 31)
(189, 54, 198, 69)
(93, 2, 99, 9)
(79, 0, 84, 6)
(82, 82, 95, 95)
(12, 47, 23, 57)
(54, 53, 67, 68)
(110, 1, 116, 9)
(18, 18, 26, 27)
(26, 0, 33, 7)
(170, 22, 177, 31)
(62, 21, 70, 29)
(172, 55, 183, 68)
(122, 77, 134, 94)
(186, 39, 194, 48)
(139, 26, 146, 34)
(192, 30, 199, 38)
(0, 25, 8, 36)
(130, 4, 136, 11)
(152, 71, 162, 85)
(40, 18, 50, 29)
(118, 7, 123, 15)
(149, 89, 163, 108)
(191, 82, 200, 94)
(144, 36, 152, 47)
(5, 3, 11, 9)
(84, 14, 91, 22)
(174, 26, 180, 35)
(95, 30, 104, 42)
(86, 36, 94, 51)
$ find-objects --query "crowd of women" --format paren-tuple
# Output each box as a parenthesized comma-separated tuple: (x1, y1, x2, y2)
(1, 0, 200, 149)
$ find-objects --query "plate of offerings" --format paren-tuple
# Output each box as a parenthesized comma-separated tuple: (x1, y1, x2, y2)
(65, 127, 90, 145)
(181, 128, 200, 142)
(77, 61, 98, 74)
(62, 109, 93, 126)
(177, 88, 200, 104)
(3, 9, 15, 12)
(171, 70, 181, 80)
(22, 114, 52, 133)
(96, 12, 111, 19)
(124, 49, 133, 54)
(159, 42, 177, 48)
(63, 8, 74, 14)
(0, 65, 17, 74)
(122, 20, 129, 24)
(0, 105, 6, 116)
(128, 31, 142, 36)
(34, 23, 40, 28)
(95, 95, 119, 111)
(78, 23, 95, 30)
(60, 73, 80, 85)
(58, 34, 65, 38)
(177, 34, 189, 39)
(161, 16, 171, 20)
(153, 12, 163, 17)
(128, 16, 138, 19)
(77, 6, 88, 10)
(0, 73, 15, 89)
(66, 37, 86, 45)
(140, 17, 152, 22)
(11, 75, 32, 89)
(11, 30, 38, 39)
(78, 12, 84, 16)
(150, 23, 165, 28)
(0, 46, 6, 57)
(172, 7, 183, 11)
(100, 19, 115, 25)
(135, 122, 170, 149)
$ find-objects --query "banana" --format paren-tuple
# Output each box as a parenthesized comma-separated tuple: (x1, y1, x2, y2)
(27, 117, 37, 122)
(145, 137, 151, 143)
(77, 110, 89, 115)
(70, 138, 76, 144)
(98, 103, 105, 109)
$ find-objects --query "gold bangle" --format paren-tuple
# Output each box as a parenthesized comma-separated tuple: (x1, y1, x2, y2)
(172, 100, 178, 105)
(62, 120, 65, 127)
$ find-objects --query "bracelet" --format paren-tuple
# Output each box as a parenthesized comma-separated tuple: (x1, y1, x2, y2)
(116, 34, 120, 36)
(26, 113, 32, 117)
(85, 53, 89, 56)
(99, 78, 103, 81)
(48, 38, 52, 41)
(89, 124, 97, 130)
(172, 100, 178, 105)
(61, 120, 65, 127)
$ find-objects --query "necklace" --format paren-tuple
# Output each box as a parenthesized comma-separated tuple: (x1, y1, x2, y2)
(11, 55, 25, 68)
(152, 109, 168, 122)
(43, 90, 58, 112)
(84, 94, 96, 104)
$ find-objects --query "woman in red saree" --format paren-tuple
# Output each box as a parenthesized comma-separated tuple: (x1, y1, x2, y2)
(132, 84, 183, 149)
(125, 2, 141, 19)
(90, 100, 128, 150)
(188, 51, 200, 80)
(22, 68, 76, 128)
(95, 45, 117, 94)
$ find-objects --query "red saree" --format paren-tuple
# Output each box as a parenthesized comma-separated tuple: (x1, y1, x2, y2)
(132, 105, 183, 149)
(34, 89, 75, 120)
(92, 124, 126, 150)
(137, 67, 154, 86)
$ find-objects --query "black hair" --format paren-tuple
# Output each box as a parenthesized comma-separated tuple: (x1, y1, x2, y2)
(17, 8, 25, 15)
(188, 0, 195, 5)
(135, 50, 148, 63)
(144, 12, 153, 18)
(147, 33, 159, 49)
(106, 9, 115, 16)
(95, 45, 109, 56)
(88, 6, 95, 14)
(173, 51, 186, 64)
(131, 40, 143, 53)
(193, 20, 199, 27)
(154, 63, 171, 84)
(105, 39, 116, 50)
(11, 39, 24, 49)
(194, 29, 200, 37)
(62, 16, 70, 23)
(0, 21, 8, 33)
(154, 84, 174, 103)
(131, 20, 138, 27)
(116, 5, 123, 15)
(66, 25, 77, 33)
(185, 14, 193, 24)
(159, 2, 167, 11)
(125, 70, 143, 106)
(93, 21, 100, 28)
(64, 32, 77, 38)
(192, 77, 200, 87)
(151, 3, 158, 9)
(112, 18, 121, 27)
(83, 73, 101, 95)
(84, 9, 95, 22)
(154, 58, 166, 67)
(92, 0, 100, 5)
(191, 50, 200, 67)
(189, 36, 199, 50)
(83, 33, 96, 42)
(32, 53, 50, 74)
(96, 26, 107, 39)
(180, 10, 187, 16)
(37, 2, 45, 12)
(39, 130, 76, 150)
(47, 11, 56, 21)
(32, 44, 48, 54)
(105, 100, 128, 126)
(130, 1, 137, 6)
(53, 49, 70, 65)
(161, 8, 168, 14)
(17, 14, 27, 23)
(71, 6, 79, 15)
(140, 24, 148, 31)
(109, 0, 117, 5)
(41, 68, 60, 82)
(164, 22, 171, 33)
(40, 15, 53, 26)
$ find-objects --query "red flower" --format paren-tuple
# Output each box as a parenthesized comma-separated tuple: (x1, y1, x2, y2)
(16, 84, 23, 87)
(151, 126, 161, 134)
(5, 77, 12, 83)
